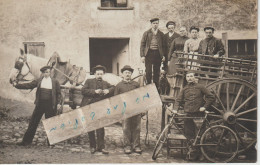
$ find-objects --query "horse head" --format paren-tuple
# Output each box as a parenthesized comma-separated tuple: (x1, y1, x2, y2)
(9, 53, 35, 84)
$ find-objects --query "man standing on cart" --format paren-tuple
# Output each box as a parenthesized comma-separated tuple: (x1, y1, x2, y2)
(172, 71, 215, 160)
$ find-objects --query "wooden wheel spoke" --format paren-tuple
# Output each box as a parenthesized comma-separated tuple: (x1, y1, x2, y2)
(231, 85, 244, 111)
(211, 105, 224, 115)
(237, 118, 257, 122)
(236, 108, 257, 117)
(234, 92, 256, 114)
(226, 83, 230, 111)
(210, 119, 223, 125)
(236, 122, 256, 137)
(209, 114, 223, 119)
(212, 89, 227, 112)
(234, 127, 246, 147)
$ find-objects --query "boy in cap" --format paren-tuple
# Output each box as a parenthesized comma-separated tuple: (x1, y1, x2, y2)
(114, 65, 142, 154)
(140, 18, 166, 88)
(81, 65, 114, 154)
(14, 65, 61, 146)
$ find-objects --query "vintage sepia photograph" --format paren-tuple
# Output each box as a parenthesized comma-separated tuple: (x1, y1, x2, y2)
(0, 0, 257, 163)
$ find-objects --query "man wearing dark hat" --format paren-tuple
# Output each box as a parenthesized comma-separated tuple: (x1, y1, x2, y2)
(81, 65, 114, 154)
(114, 65, 141, 154)
(14, 65, 61, 146)
(198, 26, 225, 57)
(164, 21, 180, 71)
(140, 18, 166, 88)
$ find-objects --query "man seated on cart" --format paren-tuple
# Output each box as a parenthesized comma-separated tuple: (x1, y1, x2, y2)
(172, 70, 215, 160)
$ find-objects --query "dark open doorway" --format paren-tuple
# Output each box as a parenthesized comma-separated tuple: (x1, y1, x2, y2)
(89, 38, 129, 75)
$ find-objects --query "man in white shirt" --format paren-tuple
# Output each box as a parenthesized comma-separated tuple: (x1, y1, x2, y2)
(14, 66, 61, 146)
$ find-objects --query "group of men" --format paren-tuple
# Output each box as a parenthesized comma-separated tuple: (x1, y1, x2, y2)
(140, 18, 225, 86)
(14, 64, 142, 155)
(13, 17, 222, 160)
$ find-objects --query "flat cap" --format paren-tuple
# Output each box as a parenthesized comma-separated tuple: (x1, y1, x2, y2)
(166, 21, 176, 28)
(92, 65, 106, 73)
(204, 26, 215, 32)
(121, 65, 134, 73)
(40, 66, 52, 73)
(150, 18, 159, 23)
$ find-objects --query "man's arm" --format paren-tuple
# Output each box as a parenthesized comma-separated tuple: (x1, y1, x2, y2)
(114, 85, 120, 96)
(81, 80, 96, 96)
(140, 31, 147, 58)
(173, 88, 184, 110)
(201, 86, 215, 109)
(216, 39, 225, 56)
(168, 40, 175, 61)
(198, 40, 203, 54)
(15, 79, 38, 89)
(56, 80, 62, 105)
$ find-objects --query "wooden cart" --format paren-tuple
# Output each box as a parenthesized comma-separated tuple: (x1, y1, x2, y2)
(161, 52, 257, 155)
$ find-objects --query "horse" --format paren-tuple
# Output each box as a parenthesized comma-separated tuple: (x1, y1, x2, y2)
(9, 52, 86, 86)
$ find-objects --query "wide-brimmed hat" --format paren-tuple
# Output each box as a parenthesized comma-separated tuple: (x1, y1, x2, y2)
(166, 21, 176, 28)
(150, 18, 159, 23)
(204, 26, 215, 32)
(121, 65, 134, 73)
(40, 66, 52, 73)
(92, 65, 106, 73)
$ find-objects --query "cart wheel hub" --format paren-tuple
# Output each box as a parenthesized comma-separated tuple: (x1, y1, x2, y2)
(223, 111, 236, 124)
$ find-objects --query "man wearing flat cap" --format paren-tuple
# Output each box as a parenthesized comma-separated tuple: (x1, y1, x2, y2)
(164, 21, 180, 71)
(114, 65, 142, 154)
(14, 65, 61, 146)
(140, 18, 166, 88)
(198, 26, 225, 57)
(81, 65, 114, 154)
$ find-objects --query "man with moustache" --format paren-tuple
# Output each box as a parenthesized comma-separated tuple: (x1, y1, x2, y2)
(14, 66, 61, 146)
(172, 71, 215, 160)
(114, 65, 141, 154)
(198, 26, 225, 57)
(81, 65, 114, 154)
(140, 18, 166, 88)
(163, 21, 180, 71)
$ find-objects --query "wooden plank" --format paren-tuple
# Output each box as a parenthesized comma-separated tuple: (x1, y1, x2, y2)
(176, 68, 221, 77)
(42, 84, 162, 145)
(177, 58, 224, 66)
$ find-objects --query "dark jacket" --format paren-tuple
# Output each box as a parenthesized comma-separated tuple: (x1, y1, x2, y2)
(198, 36, 225, 56)
(164, 32, 180, 55)
(81, 78, 114, 106)
(173, 82, 215, 113)
(15, 77, 61, 109)
(168, 36, 189, 61)
(140, 28, 166, 58)
(114, 80, 140, 95)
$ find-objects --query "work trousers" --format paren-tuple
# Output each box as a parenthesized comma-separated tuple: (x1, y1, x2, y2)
(184, 112, 205, 140)
(22, 100, 56, 144)
(145, 49, 162, 88)
(88, 128, 105, 150)
(123, 114, 141, 149)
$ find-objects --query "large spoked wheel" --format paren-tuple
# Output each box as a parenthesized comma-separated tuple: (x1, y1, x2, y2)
(206, 78, 257, 154)
(152, 124, 169, 160)
(200, 125, 239, 163)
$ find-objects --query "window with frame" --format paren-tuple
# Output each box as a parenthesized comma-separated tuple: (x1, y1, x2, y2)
(99, 0, 133, 10)
(23, 42, 45, 58)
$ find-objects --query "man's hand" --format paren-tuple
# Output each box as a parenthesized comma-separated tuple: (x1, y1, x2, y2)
(162, 56, 165, 62)
(95, 89, 103, 94)
(172, 109, 178, 114)
(57, 104, 62, 115)
(213, 54, 219, 58)
(199, 107, 206, 112)
(103, 89, 109, 95)
(141, 57, 145, 63)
